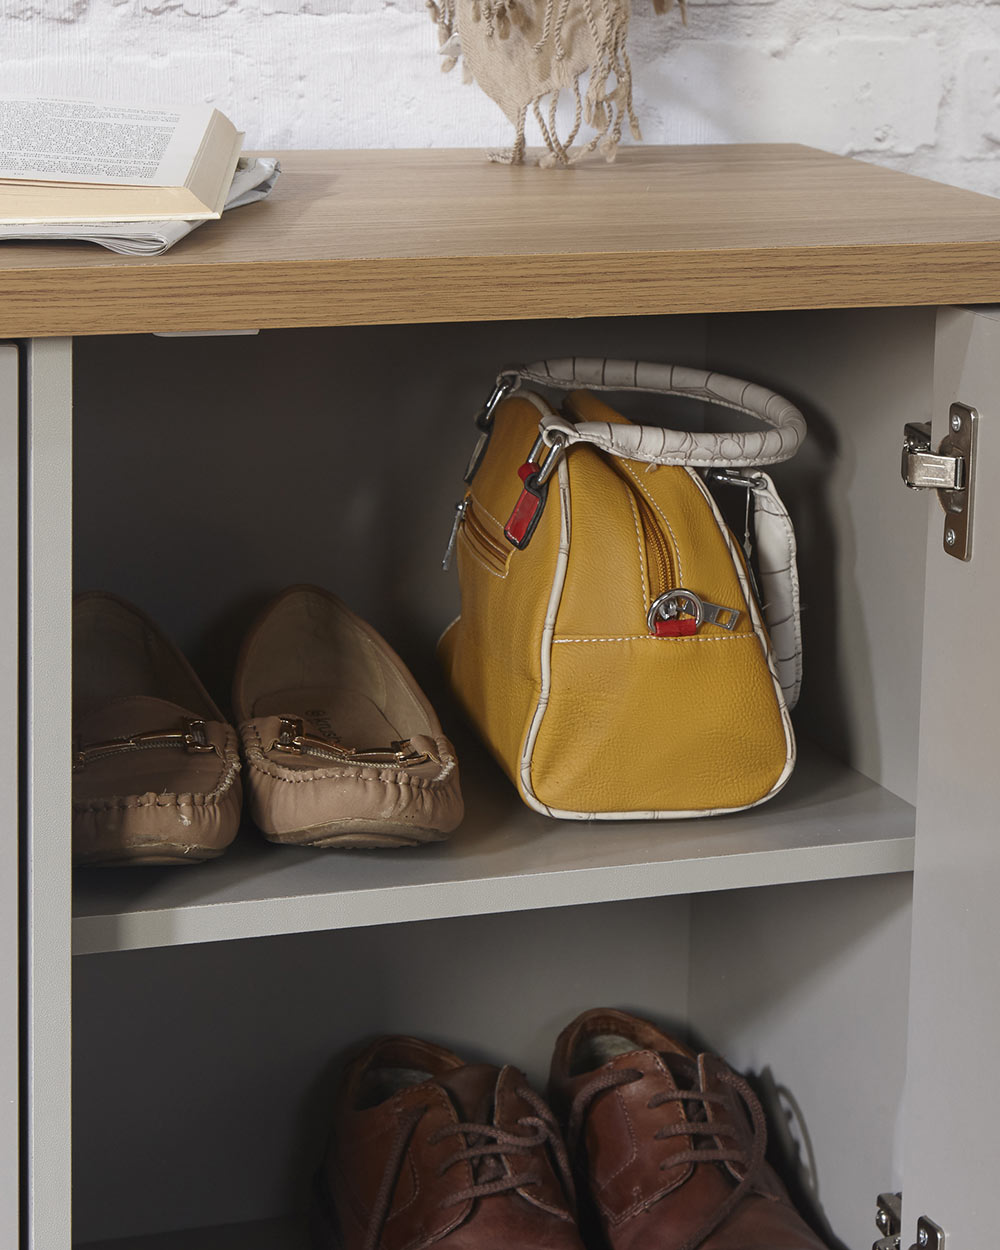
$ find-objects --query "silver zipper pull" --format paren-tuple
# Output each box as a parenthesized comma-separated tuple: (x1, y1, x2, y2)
(442, 498, 469, 571)
(647, 588, 742, 635)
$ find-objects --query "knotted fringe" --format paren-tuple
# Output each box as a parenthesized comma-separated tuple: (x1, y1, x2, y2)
(426, 0, 684, 167)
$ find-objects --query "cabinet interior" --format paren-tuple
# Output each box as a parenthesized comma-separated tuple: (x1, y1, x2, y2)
(70, 306, 931, 1250)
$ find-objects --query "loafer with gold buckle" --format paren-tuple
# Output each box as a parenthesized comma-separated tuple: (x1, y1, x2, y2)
(73, 592, 242, 866)
(232, 585, 463, 848)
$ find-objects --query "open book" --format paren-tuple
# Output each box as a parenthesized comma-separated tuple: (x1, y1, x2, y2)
(0, 156, 281, 255)
(0, 98, 244, 224)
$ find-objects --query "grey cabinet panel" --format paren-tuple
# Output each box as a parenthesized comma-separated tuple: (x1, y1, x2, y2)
(24, 339, 73, 1250)
(903, 306, 1000, 1248)
(0, 343, 19, 1250)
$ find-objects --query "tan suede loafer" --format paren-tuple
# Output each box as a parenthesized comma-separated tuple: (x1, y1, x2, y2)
(232, 585, 463, 848)
(313, 1035, 586, 1250)
(73, 592, 242, 867)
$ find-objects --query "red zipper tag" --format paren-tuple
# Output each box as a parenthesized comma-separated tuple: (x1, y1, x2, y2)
(505, 465, 548, 549)
(654, 618, 698, 637)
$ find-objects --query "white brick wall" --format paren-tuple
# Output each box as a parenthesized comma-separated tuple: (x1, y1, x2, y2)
(3, 0, 1000, 196)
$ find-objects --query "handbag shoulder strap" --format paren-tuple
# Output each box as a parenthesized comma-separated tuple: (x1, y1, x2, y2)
(503, 358, 805, 468)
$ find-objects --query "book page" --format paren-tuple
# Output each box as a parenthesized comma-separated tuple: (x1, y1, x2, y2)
(0, 98, 219, 186)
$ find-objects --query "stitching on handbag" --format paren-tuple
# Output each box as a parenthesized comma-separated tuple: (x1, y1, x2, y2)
(619, 461, 683, 584)
(458, 530, 508, 581)
(624, 492, 649, 614)
(472, 496, 508, 532)
(552, 635, 747, 644)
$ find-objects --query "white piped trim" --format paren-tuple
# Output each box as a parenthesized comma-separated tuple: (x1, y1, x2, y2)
(518, 455, 573, 818)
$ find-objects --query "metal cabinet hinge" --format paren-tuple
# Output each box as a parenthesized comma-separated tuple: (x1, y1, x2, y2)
(873, 1194, 945, 1250)
(874, 1191, 902, 1250)
(909, 1216, 945, 1250)
(901, 404, 979, 561)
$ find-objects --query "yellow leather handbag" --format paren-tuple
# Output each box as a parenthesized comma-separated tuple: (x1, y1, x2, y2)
(439, 359, 806, 819)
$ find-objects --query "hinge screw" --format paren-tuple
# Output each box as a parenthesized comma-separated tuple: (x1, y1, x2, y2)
(877, 1211, 889, 1232)
(918, 1229, 929, 1247)
(945, 528, 957, 547)
(951, 412, 963, 432)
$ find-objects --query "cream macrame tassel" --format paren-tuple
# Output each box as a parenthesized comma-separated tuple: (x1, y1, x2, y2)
(427, 0, 684, 166)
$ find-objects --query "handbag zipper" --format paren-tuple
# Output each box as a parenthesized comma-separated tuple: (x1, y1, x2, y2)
(615, 467, 677, 604)
(616, 466, 742, 635)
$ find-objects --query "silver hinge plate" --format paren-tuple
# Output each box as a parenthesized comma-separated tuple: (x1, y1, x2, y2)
(901, 405, 979, 560)
(909, 1216, 945, 1250)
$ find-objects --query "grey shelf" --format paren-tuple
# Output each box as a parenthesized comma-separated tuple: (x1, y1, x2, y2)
(79, 1217, 308, 1250)
(71, 740, 914, 956)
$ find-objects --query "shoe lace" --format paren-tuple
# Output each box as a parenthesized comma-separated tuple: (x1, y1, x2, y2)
(566, 1055, 767, 1250)
(362, 1085, 575, 1250)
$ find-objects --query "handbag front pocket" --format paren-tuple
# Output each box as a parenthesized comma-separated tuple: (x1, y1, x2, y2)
(459, 497, 511, 577)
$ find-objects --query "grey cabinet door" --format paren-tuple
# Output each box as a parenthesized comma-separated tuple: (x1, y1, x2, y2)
(22, 338, 73, 1250)
(0, 343, 18, 1248)
(902, 306, 1000, 1249)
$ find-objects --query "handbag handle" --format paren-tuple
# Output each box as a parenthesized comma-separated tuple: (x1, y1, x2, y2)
(504, 358, 806, 468)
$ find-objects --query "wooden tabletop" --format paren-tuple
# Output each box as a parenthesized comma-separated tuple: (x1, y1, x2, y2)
(4, 145, 1000, 336)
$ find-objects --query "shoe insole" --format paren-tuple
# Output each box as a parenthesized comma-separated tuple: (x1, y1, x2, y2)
(356, 1067, 434, 1110)
(234, 591, 433, 733)
(572, 1033, 642, 1074)
(74, 598, 213, 720)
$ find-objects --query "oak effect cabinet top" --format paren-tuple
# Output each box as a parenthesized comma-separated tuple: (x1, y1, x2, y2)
(4, 144, 1000, 336)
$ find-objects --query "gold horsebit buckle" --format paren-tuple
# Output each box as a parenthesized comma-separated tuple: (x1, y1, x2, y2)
(269, 717, 430, 767)
(74, 718, 217, 772)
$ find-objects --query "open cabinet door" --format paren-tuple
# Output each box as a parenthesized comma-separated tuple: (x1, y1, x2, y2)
(902, 305, 1000, 1250)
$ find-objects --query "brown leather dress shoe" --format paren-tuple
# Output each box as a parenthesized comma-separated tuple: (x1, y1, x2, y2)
(315, 1036, 587, 1250)
(549, 1009, 829, 1250)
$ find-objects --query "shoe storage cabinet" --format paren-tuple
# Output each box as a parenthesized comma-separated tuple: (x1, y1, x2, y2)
(3, 146, 999, 1250)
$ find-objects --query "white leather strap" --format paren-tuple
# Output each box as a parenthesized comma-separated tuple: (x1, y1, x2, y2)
(506, 358, 806, 468)
(751, 472, 803, 710)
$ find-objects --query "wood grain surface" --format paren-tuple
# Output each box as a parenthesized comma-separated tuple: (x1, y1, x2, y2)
(3, 145, 1000, 336)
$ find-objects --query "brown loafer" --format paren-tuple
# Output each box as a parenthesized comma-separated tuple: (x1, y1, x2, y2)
(232, 585, 463, 848)
(548, 1009, 829, 1250)
(314, 1035, 587, 1250)
(72, 592, 242, 867)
